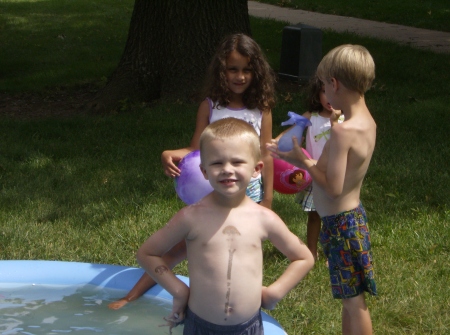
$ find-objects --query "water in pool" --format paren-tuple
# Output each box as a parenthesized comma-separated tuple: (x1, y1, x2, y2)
(0, 283, 183, 334)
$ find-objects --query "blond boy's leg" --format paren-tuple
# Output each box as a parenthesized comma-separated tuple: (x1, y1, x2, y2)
(342, 293, 372, 335)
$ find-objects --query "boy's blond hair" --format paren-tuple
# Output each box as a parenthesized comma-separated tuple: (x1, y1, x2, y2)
(200, 118, 261, 162)
(316, 44, 375, 95)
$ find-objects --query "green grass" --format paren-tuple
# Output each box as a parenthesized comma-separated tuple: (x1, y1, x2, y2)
(257, 0, 450, 32)
(1, 1, 450, 334)
(0, 0, 134, 92)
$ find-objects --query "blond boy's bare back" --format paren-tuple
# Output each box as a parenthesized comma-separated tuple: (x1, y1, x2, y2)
(314, 105, 376, 216)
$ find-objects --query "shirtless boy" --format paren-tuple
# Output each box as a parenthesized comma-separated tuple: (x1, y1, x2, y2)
(267, 44, 377, 335)
(137, 118, 314, 334)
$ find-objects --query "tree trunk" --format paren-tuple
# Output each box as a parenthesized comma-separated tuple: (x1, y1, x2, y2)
(88, 0, 250, 113)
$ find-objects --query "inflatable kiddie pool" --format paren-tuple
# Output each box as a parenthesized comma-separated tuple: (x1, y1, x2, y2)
(0, 260, 287, 334)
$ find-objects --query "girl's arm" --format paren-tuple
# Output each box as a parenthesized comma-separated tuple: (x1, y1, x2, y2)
(259, 111, 274, 209)
(161, 100, 210, 177)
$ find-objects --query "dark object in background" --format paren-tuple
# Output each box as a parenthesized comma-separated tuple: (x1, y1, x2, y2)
(279, 24, 322, 83)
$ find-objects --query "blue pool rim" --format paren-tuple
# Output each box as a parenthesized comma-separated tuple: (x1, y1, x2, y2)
(0, 260, 287, 334)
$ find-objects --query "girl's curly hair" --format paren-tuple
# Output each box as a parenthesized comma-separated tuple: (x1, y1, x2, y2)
(202, 33, 276, 113)
(306, 75, 324, 112)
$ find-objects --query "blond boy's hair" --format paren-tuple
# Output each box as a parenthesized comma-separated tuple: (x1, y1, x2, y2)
(200, 118, 261, 162)
(316, 44, 375, 95)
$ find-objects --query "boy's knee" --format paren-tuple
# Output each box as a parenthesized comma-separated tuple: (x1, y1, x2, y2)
(342, 293, 367, 311)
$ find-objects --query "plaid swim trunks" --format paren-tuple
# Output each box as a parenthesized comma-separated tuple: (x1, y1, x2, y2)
(295, 185, 315, 211)
(320, 203, 377, 299)
(246, 177, 263, 203)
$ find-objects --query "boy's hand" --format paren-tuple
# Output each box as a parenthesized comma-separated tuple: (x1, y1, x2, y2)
(261, 286, 280, 310)
(266, 137, 310, 169)
(330, 107, 342, 126)
(160, 311, 185, 335)
(160, 287, 188, 334)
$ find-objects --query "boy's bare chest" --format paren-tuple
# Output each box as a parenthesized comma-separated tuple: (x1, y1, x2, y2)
(187, 214, 262, 249)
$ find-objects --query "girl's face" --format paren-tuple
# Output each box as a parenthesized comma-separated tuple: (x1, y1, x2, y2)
(319, 84, 333, 112)
(225, 50, 253, 97)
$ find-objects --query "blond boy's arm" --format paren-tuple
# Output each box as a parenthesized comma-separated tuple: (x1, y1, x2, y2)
(261, 213, 315, 310)
(136, 211, 190, 321)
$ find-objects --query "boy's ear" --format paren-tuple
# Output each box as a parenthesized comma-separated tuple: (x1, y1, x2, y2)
(252, 161, 264, 178)
(199, 163, 209, 180)
(331, 77, 339, 92)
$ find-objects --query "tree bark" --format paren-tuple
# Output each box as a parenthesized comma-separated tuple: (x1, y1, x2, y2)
(88, 0, 250, 113)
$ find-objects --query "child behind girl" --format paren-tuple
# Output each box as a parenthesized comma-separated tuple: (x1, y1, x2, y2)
(276, 75, 343, 260)
(109, 33, 276, 310)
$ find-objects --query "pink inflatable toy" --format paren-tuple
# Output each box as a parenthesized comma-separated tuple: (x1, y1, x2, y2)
(273, 149, 312, 194)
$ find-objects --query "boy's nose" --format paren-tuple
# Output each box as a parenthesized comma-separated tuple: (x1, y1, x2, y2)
(221, 163, 233, 174)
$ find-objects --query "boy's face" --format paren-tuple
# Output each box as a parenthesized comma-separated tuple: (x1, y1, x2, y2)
(200, 137, 262, 198)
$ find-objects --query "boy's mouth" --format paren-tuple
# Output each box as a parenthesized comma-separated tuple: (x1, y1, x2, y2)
(220, 179, 237, 184)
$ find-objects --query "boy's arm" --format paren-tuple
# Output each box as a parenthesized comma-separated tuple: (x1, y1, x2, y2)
(266, 124, 348, 199)
(309, 125, 348, 198)
(108, 240, 188, 310)
(136, 210, 190, 321)
(261, 213, 315, 310)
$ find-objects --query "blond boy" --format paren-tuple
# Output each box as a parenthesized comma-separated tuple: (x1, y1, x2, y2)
(137, 118, 314, 334)
(267, 44, 377, 334)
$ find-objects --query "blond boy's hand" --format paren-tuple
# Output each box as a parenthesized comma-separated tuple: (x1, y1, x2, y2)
(330, 107, 342, 126)
(266, 137, 310, 169)
(261, 286, 280, 310)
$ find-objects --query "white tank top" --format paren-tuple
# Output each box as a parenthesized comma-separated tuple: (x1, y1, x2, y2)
(207, 98, 263, 185)
(207, 98, 262, 136)
(305, 112, 344, 160)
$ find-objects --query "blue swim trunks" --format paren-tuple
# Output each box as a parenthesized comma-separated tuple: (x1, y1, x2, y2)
(183, 306, 263, 335)
(320, 203, 377, 299)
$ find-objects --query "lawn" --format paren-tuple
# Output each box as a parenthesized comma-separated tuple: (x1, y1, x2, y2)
(256, 0, 450, 32)
(1, 1, 449, 334)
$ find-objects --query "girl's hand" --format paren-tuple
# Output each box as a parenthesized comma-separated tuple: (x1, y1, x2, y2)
(161, 151, 182, 177)
(266, 137, 309, 169)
